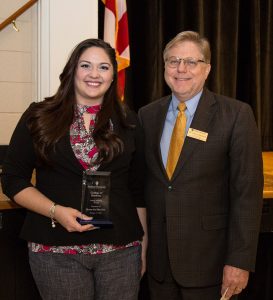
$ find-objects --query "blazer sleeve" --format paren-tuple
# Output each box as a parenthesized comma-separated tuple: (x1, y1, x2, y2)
(225, 103, 263, 271)
(1, 109, 36, 199)
(128, 111, 146, 208)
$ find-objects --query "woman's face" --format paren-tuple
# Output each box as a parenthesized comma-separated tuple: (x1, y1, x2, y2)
(74, 46, 114, 105)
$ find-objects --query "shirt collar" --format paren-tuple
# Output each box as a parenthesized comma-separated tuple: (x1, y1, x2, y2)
(75, 103, 101, 116)
(170, 90, 203, 117)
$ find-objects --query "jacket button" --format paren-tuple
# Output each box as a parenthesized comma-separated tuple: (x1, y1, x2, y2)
(168, 185, 172, 191)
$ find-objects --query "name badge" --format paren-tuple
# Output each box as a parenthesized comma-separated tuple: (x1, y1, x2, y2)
(187, 128, 208, 142)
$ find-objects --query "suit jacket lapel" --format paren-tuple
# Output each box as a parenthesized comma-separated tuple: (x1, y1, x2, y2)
(149, 96, 171, 179)
(171, 89, 217, 181)
(58, 133, 84, 175)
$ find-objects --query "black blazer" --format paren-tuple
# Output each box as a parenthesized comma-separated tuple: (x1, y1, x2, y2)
(2, 105, 145, 246)
(138, 89, 263, 287)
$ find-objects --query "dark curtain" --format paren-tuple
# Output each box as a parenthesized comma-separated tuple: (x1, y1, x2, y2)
(99, 0, 273, 150)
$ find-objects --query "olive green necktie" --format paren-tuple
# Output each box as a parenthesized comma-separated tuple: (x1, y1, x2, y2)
(166, 102, 187, 179)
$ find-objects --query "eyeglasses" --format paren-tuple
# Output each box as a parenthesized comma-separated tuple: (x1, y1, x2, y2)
(165, 56, 207, 69)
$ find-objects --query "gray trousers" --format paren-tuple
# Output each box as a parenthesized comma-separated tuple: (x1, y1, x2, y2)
(29, 245, 141, 300)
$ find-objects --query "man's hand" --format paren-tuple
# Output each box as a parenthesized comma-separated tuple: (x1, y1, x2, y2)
(221, 265, 249, 299)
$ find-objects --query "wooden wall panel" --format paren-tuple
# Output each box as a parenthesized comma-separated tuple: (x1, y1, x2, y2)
(0, 2, 36, 144)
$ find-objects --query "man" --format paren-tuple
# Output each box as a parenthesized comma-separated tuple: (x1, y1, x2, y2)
(138, 31, 263, 300)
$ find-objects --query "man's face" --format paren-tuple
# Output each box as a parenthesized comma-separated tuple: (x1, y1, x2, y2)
(164, 41, 211, 102)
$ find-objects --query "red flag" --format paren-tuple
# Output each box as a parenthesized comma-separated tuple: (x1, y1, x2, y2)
(101, 0, 130, 100)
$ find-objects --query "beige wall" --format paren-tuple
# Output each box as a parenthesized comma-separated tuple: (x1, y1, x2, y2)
(0, 0, 98, 145)
(0, 0, 37, 144)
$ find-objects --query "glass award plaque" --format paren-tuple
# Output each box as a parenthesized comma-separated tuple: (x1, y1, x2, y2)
(77, 170, 113, 228)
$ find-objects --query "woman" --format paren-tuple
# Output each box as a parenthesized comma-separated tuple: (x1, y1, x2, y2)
(1, 39, 147, 300)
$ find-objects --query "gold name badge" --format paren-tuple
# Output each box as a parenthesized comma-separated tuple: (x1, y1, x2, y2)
(187, 128, 208, 142)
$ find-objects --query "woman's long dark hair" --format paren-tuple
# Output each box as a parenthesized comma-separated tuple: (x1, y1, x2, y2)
(25, 39, 128, 165)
